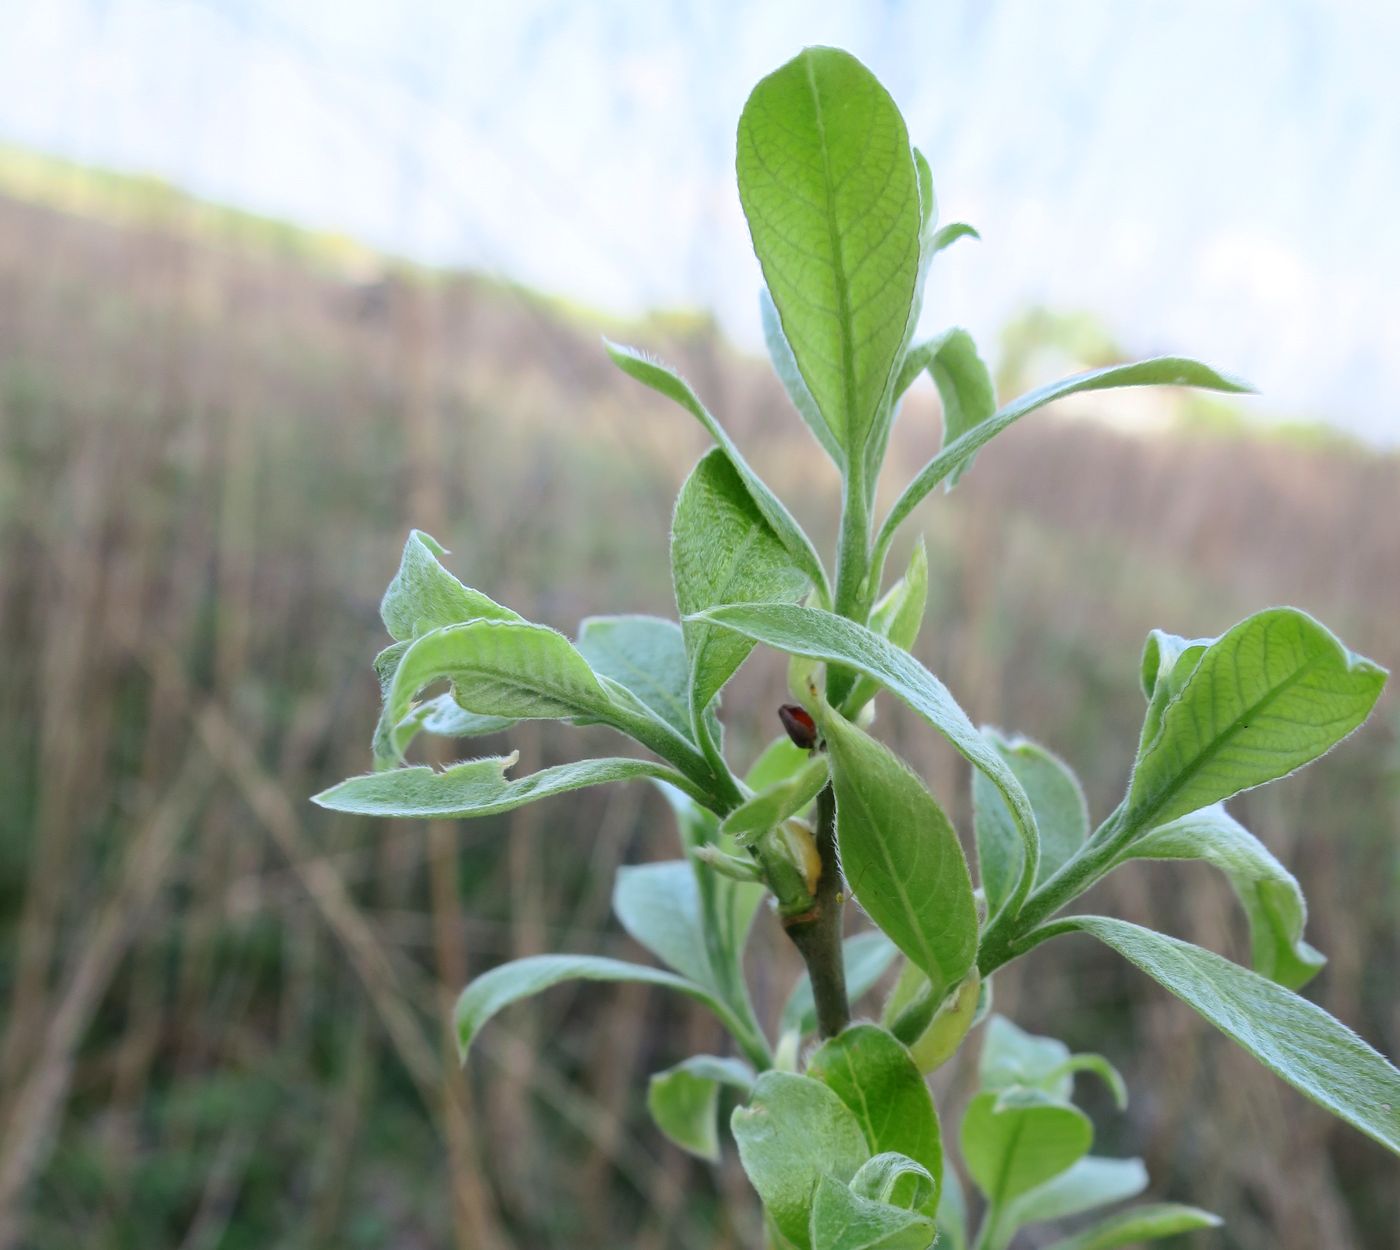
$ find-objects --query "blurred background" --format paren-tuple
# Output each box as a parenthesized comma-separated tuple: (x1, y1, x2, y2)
(0, 2, 1396, 1248)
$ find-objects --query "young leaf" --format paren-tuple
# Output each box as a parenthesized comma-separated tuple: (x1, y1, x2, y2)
(454, 954, 745, 1061)
(1115, 804, 1325, 989)
(979, 1015, 1074, 1098)
(974, 730, 1088, 918)
(313, 754, 700, 819)
(875, 357, 1252, 562)
(731, 1072, 872, 1250)
(926, 330, 996, 489)
(379, 692, 516, 764)
(722, 754, 830, 844)
(1036, 916, 1400, 1154)
(843, 538, 930, 716)
(960, 1090, 1093, 1205)
(848, 1153, 937, 1212)
(1042, 1204, 1222, 1250)
(820, 712, 978, 999)
(808, 1176, 936, 1250)
(761, 287, 843, 465)
(782, 930, 900, 1038)
(692, 603, 1041, 912)
(747, 734, 816, 792)
(648, 1055, 754, 1162)
(1125, 608, 1387, 832)
(576, 614, 693, 741)
(378, 619, 615, 760)
(737, 46, 921, 465)
(606, 341, 829, 598)
(1004, 1156, 1148, 1232)
(672, 450, 809, 729)
(380, 529, 522, 642)
(807, 1025, 942, 1212)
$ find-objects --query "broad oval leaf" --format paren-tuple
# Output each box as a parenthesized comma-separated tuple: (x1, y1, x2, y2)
(693, 603, 1041, 914)
(1042, 1203, 1222, 1250)
(380, 529, 522, 642)
(576, 614, 693, 741)
(974, 730, 1088, 918)
(807, 1025, 942, 1213)
(378, 619, 615, 761)
(960, 1090, 1093, 1205)
(1125, 608, 1386, 831)
(809, 1175, 936, 1250)
(737, 46, 921, 464)
(820, 712, 977, 999)
(1005, 1156, 1148, 1231)
(313, 754, 697, 819)
(606, 341, 829, 598)
(731, 1071, 872, 1250)
(454, 954, 738, 1061)
(1116, 804, 1325, 989)
(648, 1054, 755, 1162)
(1039, 916, 1400, 1154)
(673, 450, 809, 726)
(876, 357, 1252, 561)
(783, 930, 901, 1038)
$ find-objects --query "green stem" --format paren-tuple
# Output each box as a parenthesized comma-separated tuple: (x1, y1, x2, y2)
(828, 464, 872, 706)
(782, 785, 850, 1038)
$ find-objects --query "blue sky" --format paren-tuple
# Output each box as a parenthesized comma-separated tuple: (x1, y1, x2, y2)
(3, 0, 1398, 442)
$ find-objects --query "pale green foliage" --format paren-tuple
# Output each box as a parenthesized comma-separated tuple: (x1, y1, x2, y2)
(1116, 804, 1325, 989)
(318, 41, 1398, 1250)
(737, 47, 920, 468)
(672, 449, 808, 729)
(1125, 607, 1385, 830)
(973, 730, 1087, 916)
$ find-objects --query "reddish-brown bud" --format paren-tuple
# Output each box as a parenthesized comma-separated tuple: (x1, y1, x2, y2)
(778, 703, 819, 750)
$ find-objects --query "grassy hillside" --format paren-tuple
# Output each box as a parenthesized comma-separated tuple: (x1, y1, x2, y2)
(0, 149, 1395, 1250)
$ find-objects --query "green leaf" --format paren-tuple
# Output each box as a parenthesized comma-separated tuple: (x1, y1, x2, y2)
(849, 1153, 937, 1212)
(1115, 804, 1325, 989)
(960, 1090, 1092, 1206)
(843, 538, 930, 716)
(782, 930, 900, 1038)
(576, 614, 693, 742)
(807, 1025, 942, 1213)
(974, 731, 1088, 918)
(762, 287, 843, 465)
(1005, 1156, 1148, 1231)
(692, 603, 1041, 915)
(731, 1071, 872, 1250)
(723, 754, 830, 844)
(736, 46, 921, 466)
(454, 954, 739, 1061)
(926, 330, 996, 489)
(748, 734, 815, 791)
(647, 1054, 754, 1162)
(1124, 608, 1386, 831)
(1043, 1204, 1222, 1250)
(377, 619, 614, 762)
(672, 450, 809, 727)
(380, 529, 522, 642)
(876, 357, 1252, 560)
(979, 1016, 1074, 1099)
(313, 754, 697, 819)
(928, 222, 979, 257)
(809, 1176, 936, 1250)
(819, 713, 978, 999)
(1038, 916, 1400, 1154)
(613, 860, 717, 989)
(378, 692, 517, 764)
(606, 341, 829, 598)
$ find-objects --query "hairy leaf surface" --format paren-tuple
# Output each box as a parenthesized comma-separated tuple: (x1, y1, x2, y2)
(648, 1055, 755, 1162)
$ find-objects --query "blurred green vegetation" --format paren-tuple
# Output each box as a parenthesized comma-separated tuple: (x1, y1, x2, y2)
(0, 149, 1396, 1249)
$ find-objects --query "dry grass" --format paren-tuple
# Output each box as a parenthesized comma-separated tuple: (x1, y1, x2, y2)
(0, 178, 1395, 1249)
